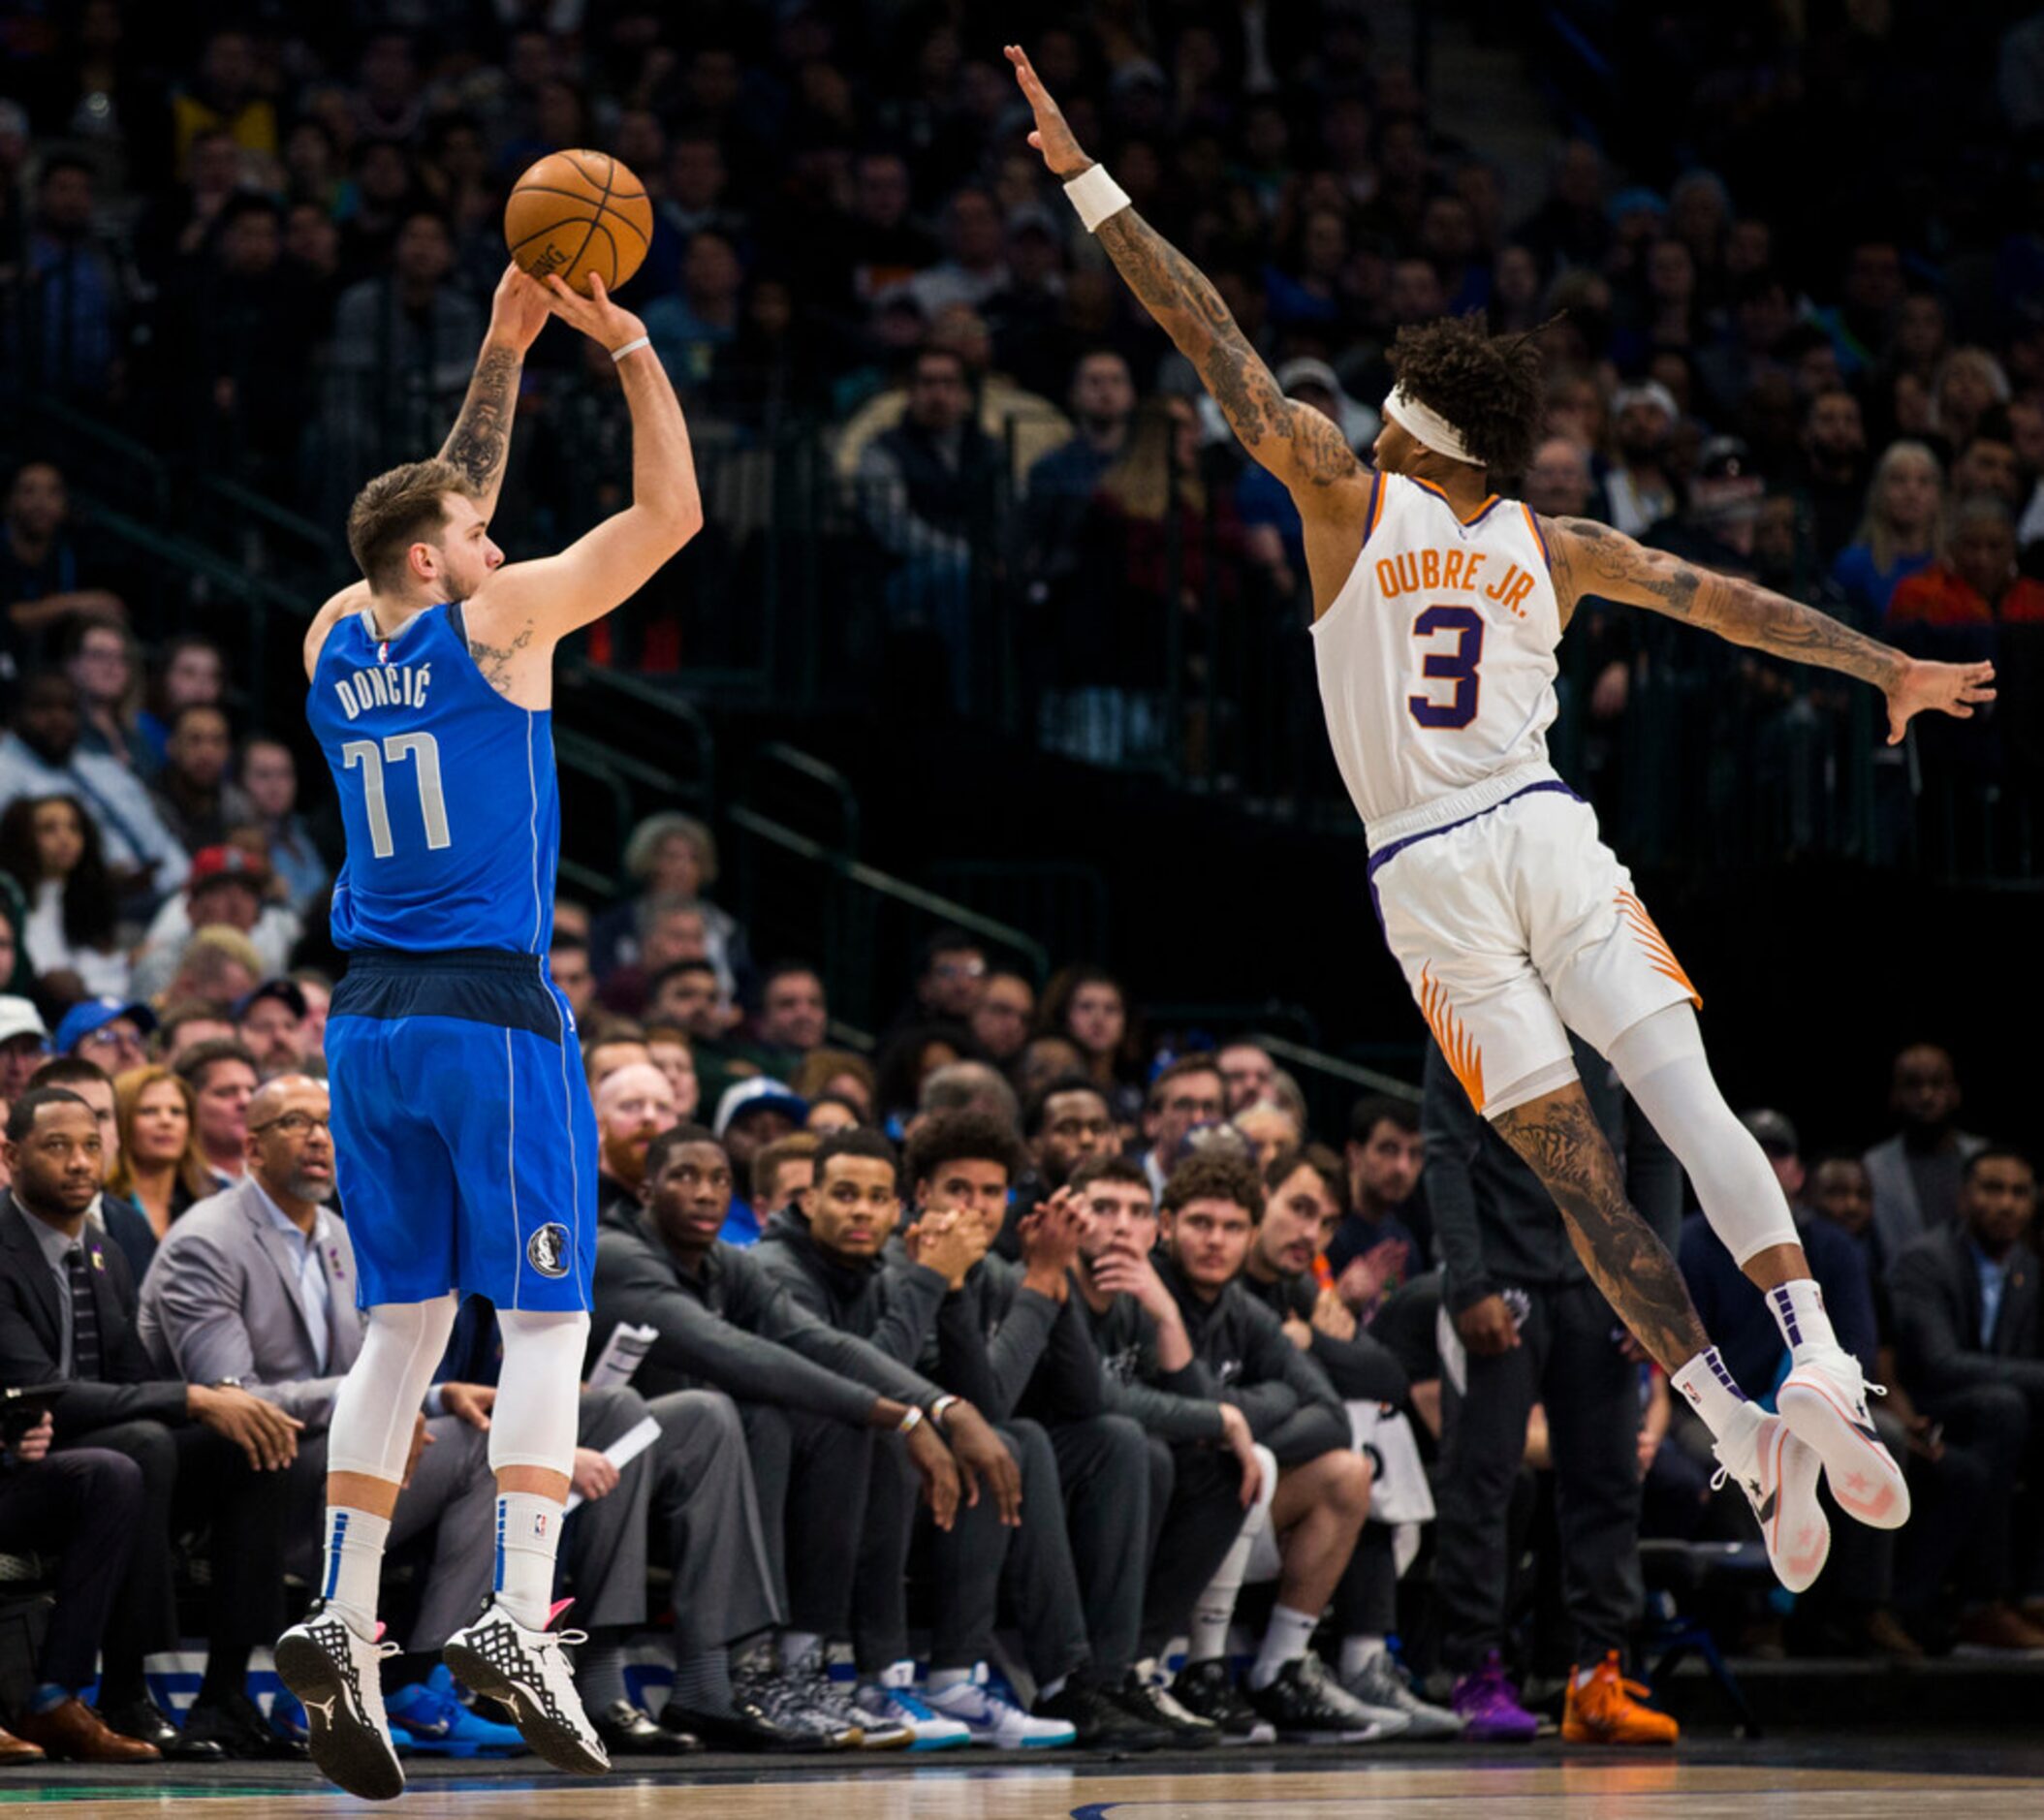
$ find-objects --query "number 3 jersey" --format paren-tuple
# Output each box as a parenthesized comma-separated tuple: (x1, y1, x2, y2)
(308, 601, 559, 956)
(1311, 471, 1562, 852)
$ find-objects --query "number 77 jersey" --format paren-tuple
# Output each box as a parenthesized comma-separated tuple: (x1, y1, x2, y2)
(308, 600, 561, 956)
(1311, 471, 1564, 851)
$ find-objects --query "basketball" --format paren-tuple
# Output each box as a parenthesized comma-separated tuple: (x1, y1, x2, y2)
(503, 150, 654, 296)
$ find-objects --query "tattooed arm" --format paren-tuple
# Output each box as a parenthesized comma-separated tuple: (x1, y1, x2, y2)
(438, 266, 552, 518)
(1006, 45, 1364, 506)
(1542, 514, 1997, 746)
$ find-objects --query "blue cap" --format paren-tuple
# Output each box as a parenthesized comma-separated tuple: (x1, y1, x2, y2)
(55, 996, 158, 1055)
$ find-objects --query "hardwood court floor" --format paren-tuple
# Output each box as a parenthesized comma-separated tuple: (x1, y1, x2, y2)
(3, 1736, 2038, 1819)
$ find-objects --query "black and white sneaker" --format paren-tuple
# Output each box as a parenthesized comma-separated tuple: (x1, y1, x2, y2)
(1168, 1658, 1275, 1745)
(274, 1602, 403, 1801)
(1246, 1653, 1410, 1743)
(1116, 1672, 1221, 1748)
(441, 1601, 609, 1775)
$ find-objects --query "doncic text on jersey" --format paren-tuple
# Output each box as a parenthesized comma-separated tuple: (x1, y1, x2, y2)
(330, 657, 434, 721)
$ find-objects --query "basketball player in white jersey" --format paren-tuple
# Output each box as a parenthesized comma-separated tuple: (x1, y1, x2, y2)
(1010, 45, 1996, 1593)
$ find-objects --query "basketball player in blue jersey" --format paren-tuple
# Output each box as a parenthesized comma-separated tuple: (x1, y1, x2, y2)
(273, 264, 701, 1801)
(1010, 44, 1997, 1617)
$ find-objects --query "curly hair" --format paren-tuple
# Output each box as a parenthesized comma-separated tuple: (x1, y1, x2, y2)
(902, 1109, 1026, 1192)
(1160, 1150, 1266, 1222)
(1388, 312, 1552, 483)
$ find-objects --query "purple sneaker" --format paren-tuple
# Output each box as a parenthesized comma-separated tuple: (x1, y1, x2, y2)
(1451, 1652, 1540, 1742)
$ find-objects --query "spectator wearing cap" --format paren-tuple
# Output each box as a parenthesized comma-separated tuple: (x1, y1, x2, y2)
(714, 1078, 809, 1247)
(1646, 436, 1767, 577)
(595, 1061, 679, 1230)
(53, 997, 154, 1079)
(0, 674, 188, 902)
(131, 845, 300, 1002)
(0, 996, 49, 1102)
(173, 1038, 258, 1183)
(1603, 382, 1680, 537)
(234, 980, 309, 1081)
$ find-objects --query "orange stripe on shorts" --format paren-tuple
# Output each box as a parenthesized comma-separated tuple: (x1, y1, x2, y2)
(1419, 964, 1487, 1113)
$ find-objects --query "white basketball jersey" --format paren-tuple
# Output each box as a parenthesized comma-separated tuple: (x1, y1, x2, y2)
(1311, 471, 1563, 849)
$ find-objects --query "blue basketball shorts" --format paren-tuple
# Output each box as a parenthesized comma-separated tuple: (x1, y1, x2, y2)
(326, 948, 597, 1312)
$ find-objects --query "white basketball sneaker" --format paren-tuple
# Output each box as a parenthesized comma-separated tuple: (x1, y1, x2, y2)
(1777, 1347, 1911, 1531)
(274, 1602, 403, 1802)
(441, 1601, 610, 1775)
(853, 1662, 972, 1751)
(1714, 1410, 1830, 1593)
(922, 1664, 1076, 1748)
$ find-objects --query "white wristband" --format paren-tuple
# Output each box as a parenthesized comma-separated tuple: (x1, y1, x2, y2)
(1063, 163, 1131, 235)
(609, 335, 651, 362)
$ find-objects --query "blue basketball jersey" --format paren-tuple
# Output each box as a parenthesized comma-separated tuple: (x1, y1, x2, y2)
(308, 601, 557, 955)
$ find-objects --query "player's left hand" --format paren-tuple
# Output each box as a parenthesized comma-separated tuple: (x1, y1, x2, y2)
(441, 1382, 496, 1429)
(571, 1448, 620, 1502)
(1885, 655, 1996, 744)
(487, 263, 553, 354)
(1005, 45, 1092, 179)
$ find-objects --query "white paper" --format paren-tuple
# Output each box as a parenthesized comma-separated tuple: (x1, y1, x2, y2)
(564, 1414, 663, 1513)
(585, 1321, 658, 1392)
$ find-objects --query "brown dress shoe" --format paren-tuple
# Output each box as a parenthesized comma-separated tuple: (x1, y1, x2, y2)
(1862, 1607, 1926, 1659)
(10, 1697, 162, 1763)
(0, 1725, 46, 1765)
(1955, 1605, 2044, 1653)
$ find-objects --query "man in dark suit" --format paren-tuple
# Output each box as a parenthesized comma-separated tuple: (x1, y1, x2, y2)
(1888, 1146, 2044, 1650)
(0, 1085, 301, 1758)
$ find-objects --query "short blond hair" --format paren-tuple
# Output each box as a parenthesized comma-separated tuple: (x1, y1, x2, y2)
(346, 458, 474, 590)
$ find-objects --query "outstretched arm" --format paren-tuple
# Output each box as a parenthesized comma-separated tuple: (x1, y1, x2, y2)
(466, 274, 702, 665)
(1542, 515, 1996, 745)
(1006, 45, 1363, 504)
(437, 266, 552, 519)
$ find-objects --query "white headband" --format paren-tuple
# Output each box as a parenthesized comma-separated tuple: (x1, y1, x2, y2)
(1382, 384, 1477, 466)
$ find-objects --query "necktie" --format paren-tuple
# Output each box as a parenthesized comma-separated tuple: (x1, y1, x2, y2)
(64, 1246, 103, 1382)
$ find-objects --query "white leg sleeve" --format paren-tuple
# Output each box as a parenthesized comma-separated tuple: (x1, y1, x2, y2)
(1605, 1002, 1800, 1267)
(328, 1294, 461, 1483)
(489, 1308, 591, 1477)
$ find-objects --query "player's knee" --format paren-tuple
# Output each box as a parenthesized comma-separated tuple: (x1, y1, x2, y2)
(1324, 1447, 1372, 1521)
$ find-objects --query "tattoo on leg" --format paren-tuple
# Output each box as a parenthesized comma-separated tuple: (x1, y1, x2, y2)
(1491, 1088, 1710, 1371)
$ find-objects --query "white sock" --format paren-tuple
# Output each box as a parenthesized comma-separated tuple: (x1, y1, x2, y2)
(1672, 1347, 1761, 1449)
(1039, 1674, 1068, 1702)
(927, 1666, 972, 1694)
(1338, 1634, 1386, 1680)
(1574, 1664, 1598, 1689)
(1767, 1279, 1840, 1362)
(492, 1491, 564, 1629)
(1248, 1604, 1317, 1691)
(318, 1506, 389, 1641)
(779, 1630, 822, 1669)
(1187, 1504, 1266, 1661)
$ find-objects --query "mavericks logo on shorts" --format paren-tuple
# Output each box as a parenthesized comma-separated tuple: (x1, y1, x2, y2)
(526, 1222, 572, 1278)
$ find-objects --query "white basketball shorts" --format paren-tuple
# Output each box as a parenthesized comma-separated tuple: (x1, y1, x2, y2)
(1369, 782, 1699, 1117)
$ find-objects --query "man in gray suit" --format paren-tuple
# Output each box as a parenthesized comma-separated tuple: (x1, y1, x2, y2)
(1862, 1045, 1987, 1269)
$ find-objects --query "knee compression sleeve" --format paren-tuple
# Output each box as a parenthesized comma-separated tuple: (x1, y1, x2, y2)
(489, 1309, 590, 1477)
(328, 1294, 460, 1483)
(1605, 1002, 1799, 1265)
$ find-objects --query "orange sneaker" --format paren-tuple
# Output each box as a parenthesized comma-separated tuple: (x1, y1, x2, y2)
(1560, 1652, 1680, 1745)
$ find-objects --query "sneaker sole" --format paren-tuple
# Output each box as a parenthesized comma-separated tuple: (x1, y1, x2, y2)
(1777, 1376, 1911, 1530)
(1764, 1419, 1832, 1592)
(274, 1632, 404, 1803)
(441, 1641, 610, 1776)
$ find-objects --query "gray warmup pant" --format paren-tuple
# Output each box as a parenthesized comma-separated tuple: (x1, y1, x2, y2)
(997, 1420, 1091, 1685)
(739, 1401, 873, 1637)
(1436, 1278, 1643, 1672)
(1047, 1414, 1151, 1681)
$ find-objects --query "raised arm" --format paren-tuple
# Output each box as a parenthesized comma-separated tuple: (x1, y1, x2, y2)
(437, 266, 552, 519)
(464, 274, 703, 663)
(1542, 514, 1996, 745)
(1006, 45, 1364, 506)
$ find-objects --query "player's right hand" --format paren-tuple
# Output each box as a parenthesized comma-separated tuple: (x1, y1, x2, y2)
(1456, 1294, 1522, 1357)
(487, 263, 553, 353)
(543, 271, 648, 358)
(1216, 1401, 1263, 1507)
(943, 1403, 1023, 1527)
(192, 1384, 302, 1471)
(1005, 45, 1092, 179)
